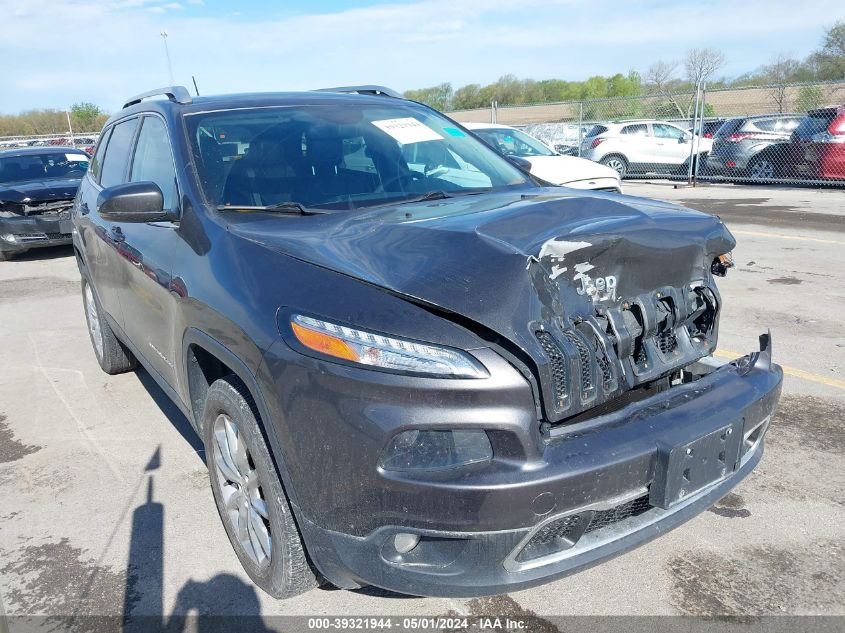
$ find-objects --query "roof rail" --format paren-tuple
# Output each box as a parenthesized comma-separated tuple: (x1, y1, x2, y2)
(314, 85, 403, 99)
(123, 86, 193, 109)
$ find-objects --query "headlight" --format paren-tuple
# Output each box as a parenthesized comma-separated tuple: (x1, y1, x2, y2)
(1, 233, 16, 243)
(379, 429, 493, 471)
(289, 314, 488, 378)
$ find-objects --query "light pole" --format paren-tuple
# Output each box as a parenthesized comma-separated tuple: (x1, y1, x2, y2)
(160, 30, 175, 85)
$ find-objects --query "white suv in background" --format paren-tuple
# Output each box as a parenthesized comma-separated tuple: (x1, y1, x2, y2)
(580, 120, 713, 178)
(465, 123, 622, 192)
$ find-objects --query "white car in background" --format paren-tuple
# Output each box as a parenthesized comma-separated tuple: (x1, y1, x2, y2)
(579, 120, 713, 178)
(464, 122, 622, 192)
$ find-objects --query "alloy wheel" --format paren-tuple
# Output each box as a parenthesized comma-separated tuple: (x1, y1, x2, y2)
(212, 413, 272, 567)
(605, 158, 625, 174)
(750, 159, 775, 179)
(84, 283, 104, 360)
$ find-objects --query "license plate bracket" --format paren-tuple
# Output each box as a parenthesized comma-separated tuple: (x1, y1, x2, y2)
(650, 419, 744, 509)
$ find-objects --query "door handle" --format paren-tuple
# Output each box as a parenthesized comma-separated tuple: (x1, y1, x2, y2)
(110, 226, 126, 243)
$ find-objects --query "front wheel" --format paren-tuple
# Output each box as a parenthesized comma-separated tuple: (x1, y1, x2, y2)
(600, 155, 628, 179)
(203, 376, 317, 599)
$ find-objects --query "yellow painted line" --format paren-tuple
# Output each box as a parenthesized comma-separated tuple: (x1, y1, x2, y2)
(730, 229, 845, 246)
(715, 349, 845, 391)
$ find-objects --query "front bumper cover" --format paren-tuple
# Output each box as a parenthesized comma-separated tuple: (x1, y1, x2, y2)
(297, 334, 781, 597)
(0, 213, 73, 253)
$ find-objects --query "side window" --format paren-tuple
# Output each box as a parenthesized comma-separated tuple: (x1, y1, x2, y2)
(89, 127, 112, 183)
(653, 124, 685, 139)
(100, 118, 139, 188)
(621, 124, 648, 136)
(130, 116, 178, 210)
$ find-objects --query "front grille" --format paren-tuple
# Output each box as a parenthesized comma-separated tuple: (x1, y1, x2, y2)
(583, 495, 652, 533)
(536, 331, 569, 408)
(45, 232, 71, 240)
(656, 330, 678, 355)
(516, 495, 653, 563)
(564, 331, 594, 397)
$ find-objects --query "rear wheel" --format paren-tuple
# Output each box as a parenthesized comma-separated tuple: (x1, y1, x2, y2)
(81, 276, 137, 374)
(203, 376, 317, 599)
(600, 155, 628, 178)
(748, 156, 776, 180)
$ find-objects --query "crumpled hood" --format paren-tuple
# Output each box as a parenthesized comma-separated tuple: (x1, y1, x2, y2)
(0, 178, 81, 204)
(228, 188, 734, 354)
(522, 155, 620, 187)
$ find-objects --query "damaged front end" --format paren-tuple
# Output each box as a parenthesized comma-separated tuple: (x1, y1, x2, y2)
(0, 198, 75, 255)
(524, 207, 738, 430)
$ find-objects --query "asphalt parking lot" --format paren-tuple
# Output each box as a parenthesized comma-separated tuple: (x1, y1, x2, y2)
(0, 182, 843, 629)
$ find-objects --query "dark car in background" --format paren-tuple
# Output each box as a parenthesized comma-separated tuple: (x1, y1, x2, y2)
(688, 119, 726, 140)
(0, 147, 89, 260)
(73, 85, 780, 599)
(707, 114, 802, 180)
(788, 105, 845, 181)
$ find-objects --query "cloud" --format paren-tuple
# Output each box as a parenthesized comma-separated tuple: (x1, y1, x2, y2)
(0, 0, 839, 113)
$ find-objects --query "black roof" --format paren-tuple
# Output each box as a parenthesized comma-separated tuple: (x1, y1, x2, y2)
(112, 89, 411, 125)
(0, 146, 89, 158)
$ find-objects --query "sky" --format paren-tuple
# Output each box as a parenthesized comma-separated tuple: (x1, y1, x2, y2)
(0, 0, 841, 113)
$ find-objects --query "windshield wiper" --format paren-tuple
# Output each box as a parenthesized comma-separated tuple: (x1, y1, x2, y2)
(395, 190, 455, 205)
(216, 202, 324, 215)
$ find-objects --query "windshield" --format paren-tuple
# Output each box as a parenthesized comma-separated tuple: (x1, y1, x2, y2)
(472, 127, 556, 158)
(0, 151, 89, 184)
(186, 102, 531, 210)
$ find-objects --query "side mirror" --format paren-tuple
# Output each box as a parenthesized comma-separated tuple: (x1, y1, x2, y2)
(679, 134, 689, 144)
(97, 182, 172, 223)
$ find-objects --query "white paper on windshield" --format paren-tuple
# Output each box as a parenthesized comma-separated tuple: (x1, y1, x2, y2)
(371, 118, 443, 145)
(66, 153, 88, 162)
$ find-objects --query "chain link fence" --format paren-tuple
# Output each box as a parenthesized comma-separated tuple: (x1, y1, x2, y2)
(448, 80, 845, 187)
(0, 132, 100, 154)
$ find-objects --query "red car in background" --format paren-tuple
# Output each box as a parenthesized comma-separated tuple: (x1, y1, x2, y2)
(789, 105, 845, 180)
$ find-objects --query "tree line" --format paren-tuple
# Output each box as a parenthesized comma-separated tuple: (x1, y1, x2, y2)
(404, 21, 845, 113)
(0, 102, 109, 137)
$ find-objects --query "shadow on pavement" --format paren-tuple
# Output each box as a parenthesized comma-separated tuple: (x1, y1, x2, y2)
(122, 448, 274, 633)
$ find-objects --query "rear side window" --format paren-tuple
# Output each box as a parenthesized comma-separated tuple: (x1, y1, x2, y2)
(130, 116, 177, 210)
(89, 127, 112, 183)
(621, 124, 648, 136)
(100, 118, 138, 188)
(749, 118, 801, 133)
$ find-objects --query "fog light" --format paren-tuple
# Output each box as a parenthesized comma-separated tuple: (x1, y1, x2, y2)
(1, 233, 16, 243)
(379, 429, 492, 471)
(394, 533, 420, 554)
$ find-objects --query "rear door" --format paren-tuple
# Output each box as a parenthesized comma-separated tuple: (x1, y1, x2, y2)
(114, 114, 182, 385)
(618, 123, 652, 165)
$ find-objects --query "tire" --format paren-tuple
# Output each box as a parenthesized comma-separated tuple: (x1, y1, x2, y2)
(600, 155, 628, 179)
(81, 275, 137, 374)
(203, 375, 317, 599)
(0, 251, 12, 262)
(747, 156, 777, 181)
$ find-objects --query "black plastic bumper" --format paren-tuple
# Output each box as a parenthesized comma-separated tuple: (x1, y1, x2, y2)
(0, 214, 73, 254)
(296, 338, 782, 597)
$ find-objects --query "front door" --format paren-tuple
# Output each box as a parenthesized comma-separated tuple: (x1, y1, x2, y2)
(651, 123, 691, 168)
(114, 115, 182, 385)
